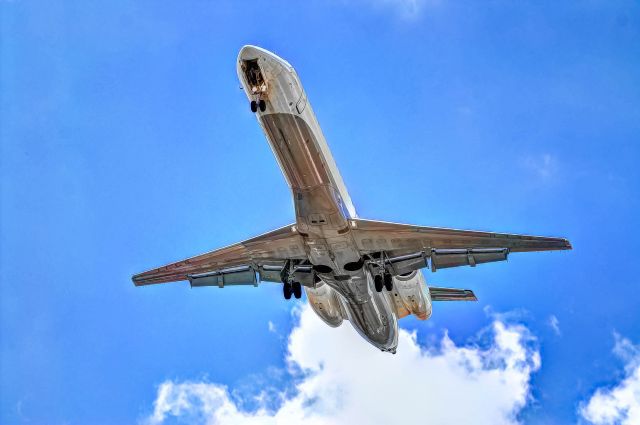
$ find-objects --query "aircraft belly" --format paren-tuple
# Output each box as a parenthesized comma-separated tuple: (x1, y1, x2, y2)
(261, 113, 351, 239)
(322, 269, 399, 352)
(260, 113, 330, 190)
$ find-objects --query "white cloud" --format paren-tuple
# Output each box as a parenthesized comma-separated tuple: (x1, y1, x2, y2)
(267, 321, 276, 333)
(579, 334, 640, 425)
(548, 315, 561, 336)
(522, 153, 558, 179)
(143, 304, 541, 425)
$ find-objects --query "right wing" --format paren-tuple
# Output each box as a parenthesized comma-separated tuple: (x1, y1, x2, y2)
(429, 286, 477, 301)
(132, 224, 306, 286)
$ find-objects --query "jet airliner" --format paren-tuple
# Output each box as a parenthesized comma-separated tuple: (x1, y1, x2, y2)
(133, 46, 571, 353)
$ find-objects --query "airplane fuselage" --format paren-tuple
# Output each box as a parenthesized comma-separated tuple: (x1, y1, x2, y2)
(237, 46, 405, 352)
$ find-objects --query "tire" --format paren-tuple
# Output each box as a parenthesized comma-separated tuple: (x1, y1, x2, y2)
(250, 100, 258, 113)
(374, 274, 384, 292)
(259, 99, 266, 112)
(283, 282, 292, 300)
(292, 282, 302, 299)
(384, 273, 393, 291)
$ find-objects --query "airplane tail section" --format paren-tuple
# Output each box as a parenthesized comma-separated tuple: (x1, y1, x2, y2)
(429, 286, 478, 301)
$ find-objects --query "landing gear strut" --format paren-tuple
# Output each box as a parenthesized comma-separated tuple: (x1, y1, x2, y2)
(281, 260, 302, 300)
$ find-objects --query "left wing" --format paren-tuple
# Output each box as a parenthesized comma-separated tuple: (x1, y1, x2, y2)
(351, 218, 571, 254)
(350, 218, 571, 273)
(132, 224, 305, 286)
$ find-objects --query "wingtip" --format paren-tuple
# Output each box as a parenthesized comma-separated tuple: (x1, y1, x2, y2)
(564, 239, 573, 250)
(466, 290, 478, 302)
(131, 273, 144, 286)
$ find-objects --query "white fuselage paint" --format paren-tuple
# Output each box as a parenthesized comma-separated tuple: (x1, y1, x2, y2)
(237, 46, 430, 352)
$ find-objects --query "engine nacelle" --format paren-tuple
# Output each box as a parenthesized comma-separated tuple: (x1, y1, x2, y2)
(305, 282, 345, 327)
(390, 271, 432, 320)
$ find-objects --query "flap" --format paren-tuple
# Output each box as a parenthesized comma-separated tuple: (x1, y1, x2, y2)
(429, 286, 478, 301)
(431, 248, 508, 271)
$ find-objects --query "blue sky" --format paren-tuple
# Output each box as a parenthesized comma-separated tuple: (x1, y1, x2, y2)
(2, 1, 640, 424)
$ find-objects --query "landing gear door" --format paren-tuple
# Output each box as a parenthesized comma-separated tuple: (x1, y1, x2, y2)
(287, 75, 306, 114)
(296, 90, 307, 114)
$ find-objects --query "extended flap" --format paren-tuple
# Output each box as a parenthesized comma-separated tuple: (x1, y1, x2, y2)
(431, 248, 508, 271)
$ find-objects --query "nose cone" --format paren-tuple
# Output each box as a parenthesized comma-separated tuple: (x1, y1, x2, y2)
(237, 45, 292, 70)
(238, 45, 264, 61)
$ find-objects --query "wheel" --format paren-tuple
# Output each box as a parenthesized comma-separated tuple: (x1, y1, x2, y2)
(250, 100, 258, 112)
(283, 282, 292, 300)
(384, 273, 393, 291)
(259, 99, 266, 112)
(374, 274, 383, 292)
(292, 281, 302, 299)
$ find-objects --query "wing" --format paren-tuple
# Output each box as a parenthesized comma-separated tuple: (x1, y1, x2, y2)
(132, 223, 306, 286)
(351, 218, 571, 272)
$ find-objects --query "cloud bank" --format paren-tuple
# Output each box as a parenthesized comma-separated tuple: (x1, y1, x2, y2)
(580, 334, 640, 425)
(143, 304, 541, 425)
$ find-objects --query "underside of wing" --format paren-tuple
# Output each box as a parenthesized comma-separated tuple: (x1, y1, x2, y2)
(132, 224, 306, 286)
(350, 218, 571, 273)
(351, 218, 571, 254)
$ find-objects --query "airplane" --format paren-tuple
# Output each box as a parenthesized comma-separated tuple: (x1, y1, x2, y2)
(132, 45, 571, 353)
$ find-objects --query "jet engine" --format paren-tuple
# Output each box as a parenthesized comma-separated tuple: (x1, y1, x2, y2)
(305, 282, 345, 327)
(389, 271, 432, 320)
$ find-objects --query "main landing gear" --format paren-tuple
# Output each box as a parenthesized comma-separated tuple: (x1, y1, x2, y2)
(280, 260, 302, 300)
(283, 281, 302, 300)
(250, 99, 266, 113)
(374, 273, 393, 293)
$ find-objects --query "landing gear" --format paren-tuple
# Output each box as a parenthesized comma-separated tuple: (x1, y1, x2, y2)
(283, 281, 301, 300)
(374, 273, 393, 292)
(250, 99, 267, 113)
(384, 273, 393, 291)
(292, 281, 302, 299)
(374, 274, 384, 292)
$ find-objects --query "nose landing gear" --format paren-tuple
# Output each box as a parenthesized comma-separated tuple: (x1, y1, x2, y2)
(250, 99, 267, 113)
